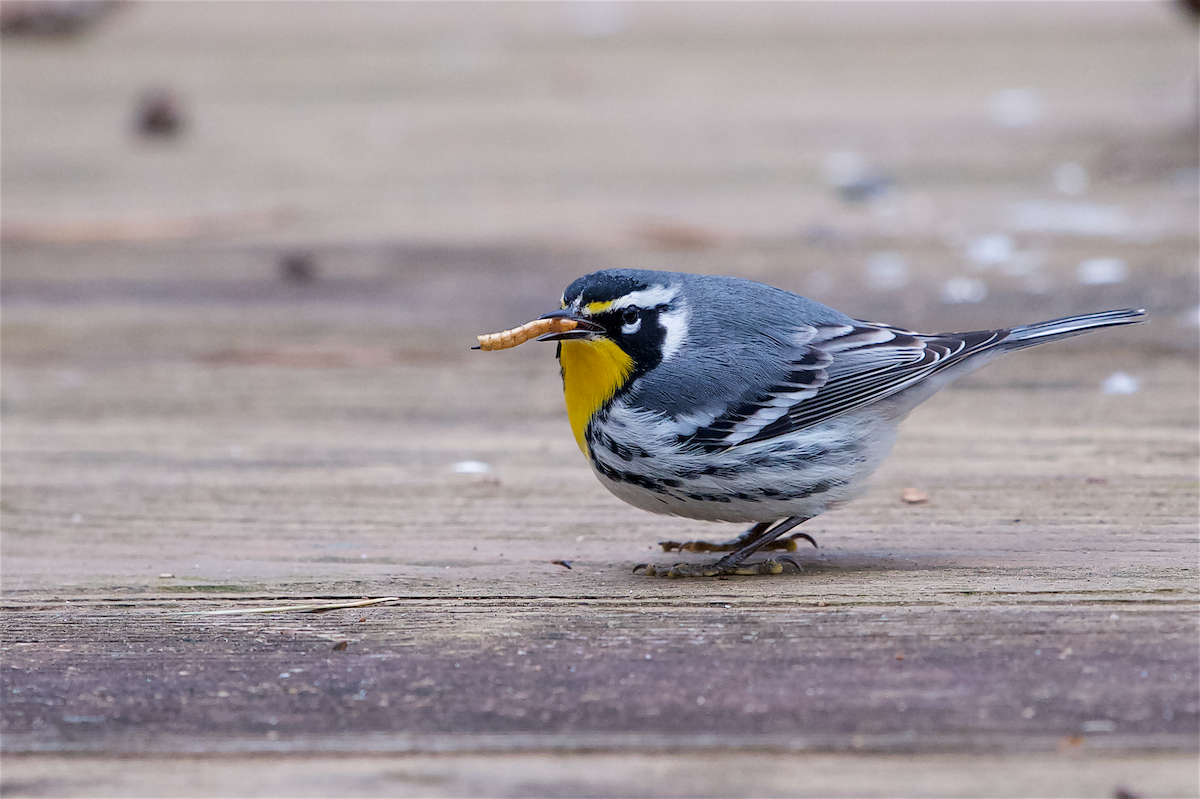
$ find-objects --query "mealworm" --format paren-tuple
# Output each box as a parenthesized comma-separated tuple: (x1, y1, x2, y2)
(475, 317, 581, 351)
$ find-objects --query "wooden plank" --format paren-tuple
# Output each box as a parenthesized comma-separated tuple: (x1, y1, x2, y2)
(2, 2, 1197, 796)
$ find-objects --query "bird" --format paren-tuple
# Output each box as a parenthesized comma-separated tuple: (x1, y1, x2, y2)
(476, 269, 1145, 577)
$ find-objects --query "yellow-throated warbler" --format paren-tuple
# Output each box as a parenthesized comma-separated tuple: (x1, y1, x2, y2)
(477, 269, 1145, 577)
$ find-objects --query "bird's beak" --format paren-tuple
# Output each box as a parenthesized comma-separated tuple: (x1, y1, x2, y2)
(473, 309, 606, 351)
(534, 309, 605, 341)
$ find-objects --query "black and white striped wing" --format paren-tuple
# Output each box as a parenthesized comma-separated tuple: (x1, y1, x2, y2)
(680, 323, 1004, 452)
(678, 344, 833, 451)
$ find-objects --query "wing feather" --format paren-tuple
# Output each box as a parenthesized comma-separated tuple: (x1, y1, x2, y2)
(679, 323, 1006, 452)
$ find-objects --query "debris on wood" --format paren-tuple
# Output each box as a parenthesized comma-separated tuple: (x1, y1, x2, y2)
(631, 218, 724, 250)
(136, 88, 185, 139)
(279, 251, 318, 284)
(1057, 735, 1085, 756)
(901, 487, 928, 504)
(1, 0, 125, 38)
(191, 597, 400, 616)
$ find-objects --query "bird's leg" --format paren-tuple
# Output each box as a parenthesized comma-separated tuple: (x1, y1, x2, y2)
(660, 521, 818, 553)
(637, 516, 814, 577)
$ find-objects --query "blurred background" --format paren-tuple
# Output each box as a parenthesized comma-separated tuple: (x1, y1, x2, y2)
(2, 7, 1199, 790)
(1, 1, 1197, 581)
(3, 1, 1196, 335)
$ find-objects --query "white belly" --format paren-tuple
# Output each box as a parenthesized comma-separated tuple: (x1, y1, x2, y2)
(585, 402, 897, 524)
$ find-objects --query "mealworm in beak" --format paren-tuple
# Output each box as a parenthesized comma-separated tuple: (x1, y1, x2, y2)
(475, 317, 581, 351)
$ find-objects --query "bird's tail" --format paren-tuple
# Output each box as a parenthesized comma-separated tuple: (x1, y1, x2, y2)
(1000, 308, 1146, 352)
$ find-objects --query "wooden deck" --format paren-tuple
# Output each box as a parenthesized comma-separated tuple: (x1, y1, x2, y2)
(2, 3, 1197, 796)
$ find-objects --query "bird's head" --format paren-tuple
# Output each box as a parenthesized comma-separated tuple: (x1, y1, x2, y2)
(553, 269, 689, 362)
(514, 270, 692, 452)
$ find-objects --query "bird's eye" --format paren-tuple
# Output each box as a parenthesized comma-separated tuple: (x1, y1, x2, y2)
(619, 306, 642, 336)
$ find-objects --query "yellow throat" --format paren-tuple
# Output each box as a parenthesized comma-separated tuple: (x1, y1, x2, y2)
(558, 338, 634, 454)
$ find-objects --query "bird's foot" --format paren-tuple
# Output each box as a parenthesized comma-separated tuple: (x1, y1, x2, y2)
(658, 540, 739, 553)
(633, 556, 802, 578)
(658, 532, 818, 553)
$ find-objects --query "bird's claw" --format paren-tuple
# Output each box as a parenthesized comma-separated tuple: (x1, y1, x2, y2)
(785, 532, 819, 549)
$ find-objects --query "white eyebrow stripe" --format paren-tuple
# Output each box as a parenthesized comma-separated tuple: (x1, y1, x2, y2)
(608, 285, 679, 310)
(657, 302, 689, 362)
